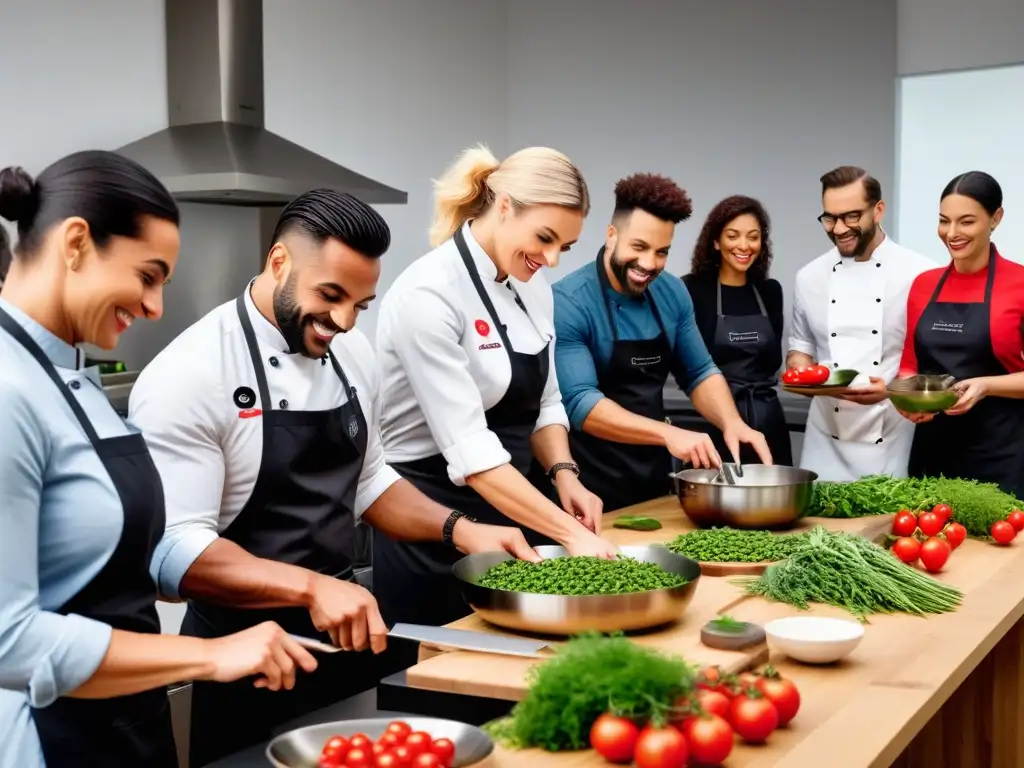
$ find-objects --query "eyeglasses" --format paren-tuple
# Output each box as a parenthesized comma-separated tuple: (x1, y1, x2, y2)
(817, 206, 872, 230)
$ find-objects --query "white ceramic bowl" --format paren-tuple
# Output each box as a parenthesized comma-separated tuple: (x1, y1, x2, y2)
(765, 616, 865, 664)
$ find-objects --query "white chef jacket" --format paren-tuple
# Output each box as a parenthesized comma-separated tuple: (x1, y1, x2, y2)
(788, 235, 933, 481)
(376, 222, 570, 486)
(128, 286, 400, 600)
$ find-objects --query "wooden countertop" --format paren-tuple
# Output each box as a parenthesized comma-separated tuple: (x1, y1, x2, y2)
(404, 496, 1024, 767)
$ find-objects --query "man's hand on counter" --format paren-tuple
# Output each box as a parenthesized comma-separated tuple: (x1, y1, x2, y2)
(722, 421, 774, 465)
(305, 574, 388, 654)
(663, 424, 721, 468)
(452, 518, 542, 562)
(553, 471, 604, 535)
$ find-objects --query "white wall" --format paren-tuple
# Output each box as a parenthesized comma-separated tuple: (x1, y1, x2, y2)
(898, 0, 1024, 75)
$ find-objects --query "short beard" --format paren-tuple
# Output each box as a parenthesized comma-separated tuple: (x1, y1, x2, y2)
(832, 223, 876, 259)
(609, 245, 659, 297)
(272, 273, 317, 357)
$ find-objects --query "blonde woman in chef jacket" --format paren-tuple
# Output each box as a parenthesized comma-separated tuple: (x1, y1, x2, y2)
(787, 166, 933, 481)
(374, 145, 615, 638)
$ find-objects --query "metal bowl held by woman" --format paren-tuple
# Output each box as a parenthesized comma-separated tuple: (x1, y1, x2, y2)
(887, 374, 959, 414)
(452, 544, 701, 636)
(671, 464, 818, 529)
(267, 717, 493, 767)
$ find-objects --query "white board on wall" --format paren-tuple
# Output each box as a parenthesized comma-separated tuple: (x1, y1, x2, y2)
(896, 63, 1024, 265)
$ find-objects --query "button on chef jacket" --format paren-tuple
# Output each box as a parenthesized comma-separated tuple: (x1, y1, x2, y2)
(788, 234, 933, 481)
(376, 223, 569, 484)
(0, 299, 153, 768)
(128, 288, 400, 601)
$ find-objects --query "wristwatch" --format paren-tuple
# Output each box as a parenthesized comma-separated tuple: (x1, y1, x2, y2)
(442, 510, 475, 547)
(547, 461, 580, 485)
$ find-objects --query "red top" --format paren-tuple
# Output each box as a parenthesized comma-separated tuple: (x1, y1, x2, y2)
(900, 251, 1024, 376)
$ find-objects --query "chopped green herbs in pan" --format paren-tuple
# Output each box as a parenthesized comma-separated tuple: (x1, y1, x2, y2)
(810, 475, 1021, 537)
(666, 527, 807, 563)
(733, 526, 962, 622)
(477, 556, 688, 595)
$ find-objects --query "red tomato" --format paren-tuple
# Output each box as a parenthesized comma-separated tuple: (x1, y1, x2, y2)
(319, 759, 341, 768)
(321, 736, 348, 764)
(920, 537, 951, 572)
(386, 721, 412, 742)
(342, 747, 373, 768)
(390, 745, 415, 766)
(807, 364, 830, 385)
(729, 692, 779, 743)
(375, 754, 402, 768)
(932, 503, 952, 523)
(682, 715, 734, 765)
(696, 665, 734, 697)
(917, 511, 944, 537)
(404, 732, 432, 756)
(992, 520, 1017, 545)
(1008, 510, 1024, 532)
(944, 522, 967, 550)
(696, 689, 731, 719)
(412, 755, 443, 768)
(755, 671, 801, 726)
(892, 511, 917, 537)
(429, 737, 456, 767)
(378, 732, 403, 750)
(347, 734, 372, 751)
(892, 536, 921, 565)
(589, 714, 639, 763)
(633, 725, 689, 768)
(371, 743, 387, 759)
(782, 368, 801, 385)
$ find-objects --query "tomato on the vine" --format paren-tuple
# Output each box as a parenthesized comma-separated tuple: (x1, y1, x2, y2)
(932, 503, 952, 523)
(892, 536, 921, 565)
(696, 689, 731, 719)
(1008, 510, 1024, 532)
(683, 714, 734, 764)
(918, 511, 944, 537)
(696, 665, 735, 697)
(992, 520, 1017, 545)
(633, 725, 689, 768)
(920, 537, 951, 572)
(943, 522, 967, 549)
(755, 668, 801, 726)
(892, 511, 917, 537)
(589, 714, 639, 763)
(729, 689, 779, 743)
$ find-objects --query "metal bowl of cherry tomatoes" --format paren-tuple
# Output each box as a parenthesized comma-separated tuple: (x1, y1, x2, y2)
(266, 717, 493, 767)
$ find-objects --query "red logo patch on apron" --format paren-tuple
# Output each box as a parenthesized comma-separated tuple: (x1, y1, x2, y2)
(475, 319, 490, 337)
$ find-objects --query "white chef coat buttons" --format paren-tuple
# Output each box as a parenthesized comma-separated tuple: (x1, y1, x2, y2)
(872, 330, 879, 335)
(833, 363, 839, 368)
(834, 406, 840, 412)
(269, 356, 279, 367)
(279, 399, 289, 409)
(69, 380, 81, 390)
(873, 361, 879, 366)
(876, 298, 882, 303)
(831, 332, 837, 337)
(876, 438, 884, 444)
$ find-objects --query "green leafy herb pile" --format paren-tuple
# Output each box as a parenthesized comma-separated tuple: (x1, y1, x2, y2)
(809, 475, 1020, 537)
(666, 527, 808, 563)
(477, 556, 687, 595)
(734, 526, 962, 621)
(485, 633, 696, 751)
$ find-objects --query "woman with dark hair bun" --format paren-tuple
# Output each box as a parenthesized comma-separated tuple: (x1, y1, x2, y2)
(897, 171, 1024, 496)
(682, 195, 792, 465)
(0, 151, 316, 768)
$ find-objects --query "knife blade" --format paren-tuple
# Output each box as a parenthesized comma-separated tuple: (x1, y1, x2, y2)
(290, 624, 554, 659)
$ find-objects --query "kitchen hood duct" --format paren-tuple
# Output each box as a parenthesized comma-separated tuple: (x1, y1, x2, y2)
(115, 0, 407, 206)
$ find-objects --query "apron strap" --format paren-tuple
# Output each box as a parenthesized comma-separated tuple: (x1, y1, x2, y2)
(927, 246, 998, 306)
(235, 293, 273, 414)
(716, 280, 768, 317)
(0, 307, 103, 446)
(454, 226, 516, 352)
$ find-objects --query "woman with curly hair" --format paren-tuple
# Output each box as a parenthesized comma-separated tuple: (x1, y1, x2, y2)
(682, 195, 792, 465)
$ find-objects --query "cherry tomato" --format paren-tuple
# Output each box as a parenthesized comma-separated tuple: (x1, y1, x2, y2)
(342, 747, 373, 768)
(992, 520, 1017, 545)
(378, 732, 402, 750)
(782, 368, 801, 385)
(919, 537, 951, 572)
(375, 754, 402, 768)
(755, 670, 801, 726)
(633, 725, 689, 768)
(1008, 510, 1024, 532)
(696, 689, 731, 719)
(386, 721, 412, 742)
(321, 736, 348, 764)
(429, 737, 456, 767)
(682, 714, 734, 765)
(412, 755, 443, 768)
(404, 732, 432, 756)
(347, 734, 372, 751)
(588, 713, 639, 763)
(918, 511, 944, 537)
(319, 758, 341, 768)
(391, 745, 415, 765)
(892, 511, 917, 537)
(729, 691, 779, 743)
(932, 503, 952, 523)
(892, 536, 921, 565)
(371, 743, 387, 759)
(696, 665, 735, 697)
(944, 522, 968, 550)
(807, 364, 831, 385)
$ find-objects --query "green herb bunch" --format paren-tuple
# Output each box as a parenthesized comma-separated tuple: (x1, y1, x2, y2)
(486, 633, 696, 751)
(666, 527, 807, 563)
(477, 556, 687, 596)
(809, 475, 1019, 537)
(734, 526, 962, 621)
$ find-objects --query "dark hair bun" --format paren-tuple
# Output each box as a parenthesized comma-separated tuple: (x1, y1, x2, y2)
(0, 166, 39, 225)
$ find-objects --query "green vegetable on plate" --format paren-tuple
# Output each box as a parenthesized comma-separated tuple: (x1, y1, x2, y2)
(666, 527, 807, 563)
(476, 555, 688, 596)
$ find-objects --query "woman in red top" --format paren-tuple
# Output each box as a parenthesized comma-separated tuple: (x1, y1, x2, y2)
(898, 171, 1024, 496)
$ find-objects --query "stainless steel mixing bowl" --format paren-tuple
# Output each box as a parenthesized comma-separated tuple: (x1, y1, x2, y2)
(452, 544, 701, 636)
(671, 464, 818, 529)
(266, 717, 493, 767)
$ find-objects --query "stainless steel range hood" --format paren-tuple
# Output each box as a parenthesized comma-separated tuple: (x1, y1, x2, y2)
(116, 0, 407, 207)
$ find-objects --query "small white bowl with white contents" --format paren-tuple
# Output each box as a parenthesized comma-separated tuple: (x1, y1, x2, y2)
(765, 616, 865, 664)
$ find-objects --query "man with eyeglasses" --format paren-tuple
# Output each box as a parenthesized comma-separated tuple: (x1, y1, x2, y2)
(787, 166, 933, 481)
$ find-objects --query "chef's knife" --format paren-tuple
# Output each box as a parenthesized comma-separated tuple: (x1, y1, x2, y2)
(291, 623, 554, 659)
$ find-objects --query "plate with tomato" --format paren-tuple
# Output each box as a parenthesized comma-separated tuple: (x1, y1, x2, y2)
(266, 717, 492, 768)
(781, 366, 860, 396)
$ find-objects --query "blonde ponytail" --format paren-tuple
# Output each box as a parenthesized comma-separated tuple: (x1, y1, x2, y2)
(428, 145, 501, 247)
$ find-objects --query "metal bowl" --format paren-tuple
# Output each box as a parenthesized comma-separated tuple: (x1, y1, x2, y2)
(887, 374, 959, 413)
(671, 464, 818, 529)
(266, 717, 493, 767)
(452, 544, 701, 636)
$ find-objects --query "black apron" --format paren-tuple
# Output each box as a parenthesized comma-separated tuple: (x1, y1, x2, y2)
(180, 293, 375, 767)
(0, 308, 176, 768)
(569, 251, 675, 513)
(705, 281, 792, 466)
(908, 249, 1024, 497)
(373, 227, 552, 638)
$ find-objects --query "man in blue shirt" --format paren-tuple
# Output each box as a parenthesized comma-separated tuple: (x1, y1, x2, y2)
(553, 173, 772, 511)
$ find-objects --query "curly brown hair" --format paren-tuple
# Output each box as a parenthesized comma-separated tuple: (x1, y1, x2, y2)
(613, 173, 693, 224)
(690, 195, 774, 282)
